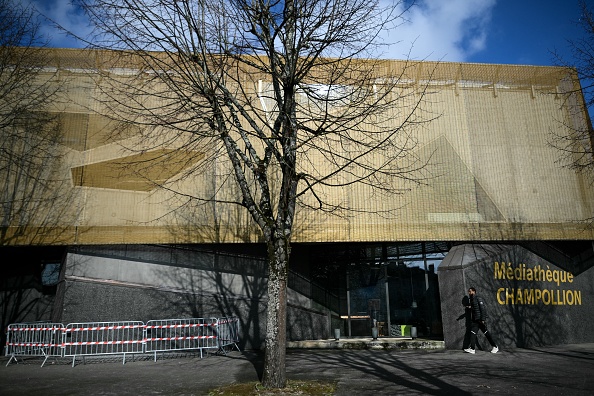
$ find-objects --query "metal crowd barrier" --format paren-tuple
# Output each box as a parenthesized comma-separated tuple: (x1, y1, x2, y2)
(4, 322, 65, 367)
(62, 321, 146, 366)
(145, 318, 219, 360)
(4, 316, 240, 367)
(216, 317, 240, 354)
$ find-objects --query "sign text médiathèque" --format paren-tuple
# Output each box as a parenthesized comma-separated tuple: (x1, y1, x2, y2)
(494, 262, 581, 305)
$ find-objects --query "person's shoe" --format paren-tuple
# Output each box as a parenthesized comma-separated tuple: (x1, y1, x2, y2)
(463, 348, 475, 354)
(491, 346, 499, 354)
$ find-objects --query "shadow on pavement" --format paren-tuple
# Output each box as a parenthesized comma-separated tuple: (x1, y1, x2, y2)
(287, 350, 471, 395)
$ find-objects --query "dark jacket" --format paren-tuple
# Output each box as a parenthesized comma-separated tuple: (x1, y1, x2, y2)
(470, 294, 488, 322)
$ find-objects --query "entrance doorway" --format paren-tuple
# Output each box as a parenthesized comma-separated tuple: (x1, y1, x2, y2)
(339, 242, 449, 338)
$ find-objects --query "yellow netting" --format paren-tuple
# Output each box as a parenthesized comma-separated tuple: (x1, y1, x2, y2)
(2, 48, 592, 245)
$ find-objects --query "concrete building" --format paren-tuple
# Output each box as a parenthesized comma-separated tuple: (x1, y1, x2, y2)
(2, 49, 593, 350)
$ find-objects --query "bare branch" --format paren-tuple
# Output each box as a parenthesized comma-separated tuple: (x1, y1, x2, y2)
(550, 0, 594, 185)
(73, 0, 432, 388)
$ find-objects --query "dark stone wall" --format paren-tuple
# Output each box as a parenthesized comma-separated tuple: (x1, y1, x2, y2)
(54, 244, 336, 350)
(57, 279, 333, 349)
(439, 244, 594, 350)
(0, 288, 55, 346)
(287, 304, 332, 341)
(57, 279, 268, 349)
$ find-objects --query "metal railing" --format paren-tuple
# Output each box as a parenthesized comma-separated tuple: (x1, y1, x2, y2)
(5, 322, 64, 367)
(4, 316, 240, 367)
(216, 317, 241, 353)
(62, 321, 146, 366)
(145, 318, 218, 360)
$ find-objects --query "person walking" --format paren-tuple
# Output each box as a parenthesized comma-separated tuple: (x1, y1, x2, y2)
(464, 287, 499, 354)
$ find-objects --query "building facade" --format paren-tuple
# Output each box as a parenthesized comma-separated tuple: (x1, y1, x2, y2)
(1, 49, 593, 349)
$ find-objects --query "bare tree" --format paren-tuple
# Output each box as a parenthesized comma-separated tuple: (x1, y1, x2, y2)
(74, 0, 436, 388)
(0, 0, 77, 245)
(551, 0, 594, 185)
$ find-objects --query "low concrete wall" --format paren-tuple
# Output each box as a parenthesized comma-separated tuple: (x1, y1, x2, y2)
(438, 244, 594, 350)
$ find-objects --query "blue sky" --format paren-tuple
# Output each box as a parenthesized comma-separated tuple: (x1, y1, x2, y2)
(25, 0, 591, 67)
(468, 0, 589, 66)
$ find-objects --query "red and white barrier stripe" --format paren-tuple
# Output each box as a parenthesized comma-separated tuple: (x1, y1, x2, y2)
(63, 340, 144, 346)
(145, 323, 212, 329)
(64, 325, 145, 332)
(145, 335, 216, 342)
(6, 342, 56, 347)
(9, 326, 65, 332)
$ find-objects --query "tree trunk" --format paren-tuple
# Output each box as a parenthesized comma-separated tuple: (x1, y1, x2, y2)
(261, 237, 289, 388)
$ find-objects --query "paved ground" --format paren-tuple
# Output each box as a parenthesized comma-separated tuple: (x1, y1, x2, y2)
(1, 343, 594, 395)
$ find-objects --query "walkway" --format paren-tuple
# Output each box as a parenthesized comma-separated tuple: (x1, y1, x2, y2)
(1, 341, 593, 395)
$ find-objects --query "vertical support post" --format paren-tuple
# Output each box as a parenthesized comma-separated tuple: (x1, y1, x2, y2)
(346, 272, 352, 337)
(423, 242, 429, 291)
(385, 265, 391, 337)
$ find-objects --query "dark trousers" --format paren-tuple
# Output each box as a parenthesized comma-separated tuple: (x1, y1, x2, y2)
(469, 321, 497, 349)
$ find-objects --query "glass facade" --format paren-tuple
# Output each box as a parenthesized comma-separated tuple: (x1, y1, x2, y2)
(301, 242, 451, 338)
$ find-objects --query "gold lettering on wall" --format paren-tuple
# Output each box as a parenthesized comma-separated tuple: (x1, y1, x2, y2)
(494, 262, 581, 305)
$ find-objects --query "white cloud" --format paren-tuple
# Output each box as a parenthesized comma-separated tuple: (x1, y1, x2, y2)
(24, 0, 92, 48)
(380, 0, 497, 62)
(21, 0, 497, 60)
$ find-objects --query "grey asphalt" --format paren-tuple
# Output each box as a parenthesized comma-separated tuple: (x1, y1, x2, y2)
(1, 343, 594, 395)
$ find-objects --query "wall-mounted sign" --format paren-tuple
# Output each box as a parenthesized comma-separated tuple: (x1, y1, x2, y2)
(494, 262, 581, 305)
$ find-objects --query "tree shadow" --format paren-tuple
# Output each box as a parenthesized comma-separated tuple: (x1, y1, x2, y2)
(520, 345, 594, 362)
(286, 350, 472, 395)
(150, 244, 337, 346)
(148, 244, 268, 351)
